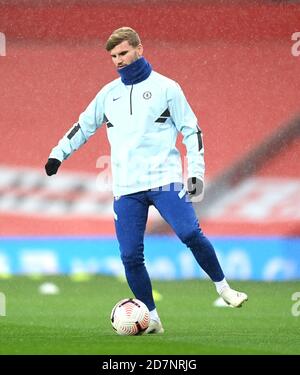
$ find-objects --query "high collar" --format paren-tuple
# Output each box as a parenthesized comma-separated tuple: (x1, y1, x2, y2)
(117, 57, 152, 85)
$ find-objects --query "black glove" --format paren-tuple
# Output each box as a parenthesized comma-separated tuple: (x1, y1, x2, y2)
(187, 177, 204, 198)
(45, 158, 61, 176)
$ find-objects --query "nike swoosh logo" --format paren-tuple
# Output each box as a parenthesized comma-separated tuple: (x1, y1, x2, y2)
(113, 97, 121, 101)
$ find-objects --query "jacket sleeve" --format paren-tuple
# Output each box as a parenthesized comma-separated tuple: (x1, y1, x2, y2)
(167, 81, 205, 181)
(49, 91, 105, 161)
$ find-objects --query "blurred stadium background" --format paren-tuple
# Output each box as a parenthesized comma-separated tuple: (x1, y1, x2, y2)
(0, 0, 300, 282)
(1, 0, 300, 356)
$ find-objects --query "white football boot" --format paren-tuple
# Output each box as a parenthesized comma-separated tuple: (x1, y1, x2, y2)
(145, 319, 165, 334)
(220, 287, 248, 308)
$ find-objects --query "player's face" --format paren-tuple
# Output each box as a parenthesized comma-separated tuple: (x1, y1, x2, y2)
(110, 40, 143, 69)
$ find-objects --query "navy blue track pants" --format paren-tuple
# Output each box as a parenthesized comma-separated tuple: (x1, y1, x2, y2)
(113, 183, 224, 311)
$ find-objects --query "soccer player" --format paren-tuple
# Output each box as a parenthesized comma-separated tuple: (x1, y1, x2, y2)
(45, 27, 248, 334)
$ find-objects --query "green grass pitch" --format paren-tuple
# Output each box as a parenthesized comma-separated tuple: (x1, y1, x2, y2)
(0, 275, 299, 354)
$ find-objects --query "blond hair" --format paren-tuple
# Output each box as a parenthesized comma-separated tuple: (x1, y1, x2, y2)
(105, 27, 141, 51)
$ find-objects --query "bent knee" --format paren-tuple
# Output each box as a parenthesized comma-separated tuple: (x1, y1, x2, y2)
(121, 250, 145, 267)
(178, 227, 203, 246)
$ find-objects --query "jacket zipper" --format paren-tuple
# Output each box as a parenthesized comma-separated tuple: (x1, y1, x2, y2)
(129, 85, 133, 115)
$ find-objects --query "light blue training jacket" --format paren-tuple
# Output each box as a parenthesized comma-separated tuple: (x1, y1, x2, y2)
(49, 70, 204, 196)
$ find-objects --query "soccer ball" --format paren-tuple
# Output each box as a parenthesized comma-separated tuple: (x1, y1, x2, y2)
(110, 298, 150, 335)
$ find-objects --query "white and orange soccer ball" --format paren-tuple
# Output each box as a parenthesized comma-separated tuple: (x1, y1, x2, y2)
(110, 298, 150, 335)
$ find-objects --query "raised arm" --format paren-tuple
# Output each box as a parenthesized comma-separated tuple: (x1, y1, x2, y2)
(45, 91, 105, 175)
